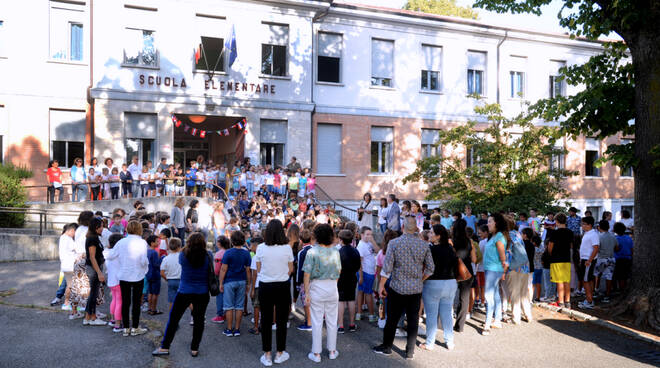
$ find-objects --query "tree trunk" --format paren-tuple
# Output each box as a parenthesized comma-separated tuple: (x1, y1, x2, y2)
(621, 30, 660, 330)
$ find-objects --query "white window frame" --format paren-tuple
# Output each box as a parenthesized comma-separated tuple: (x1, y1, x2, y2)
(467, 50, 486, 96)
(371, 127, 393, 174)
(421, 44, 442, 92)
(317, 31, 342, 84)
(549, 60, 566, 98)
(0, 20, 6, 57)
(510, 71, 525, 99)
(585, 138, 601, 177)
(49, 2, 86, 63)
(550, 140, 566, 174)
(421, 129, 441, 159)
(371, 38, 394, 88)
(122, 27, 159, 68)
(261, 23, 289, 77)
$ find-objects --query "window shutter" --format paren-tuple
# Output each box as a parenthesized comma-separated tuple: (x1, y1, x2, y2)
(50, 109, 86, 141)
(125, 112, 157, 139)
(467, 51, 486, 70)
(371, 126, 393, 142)
(317, 124, 342, 174)
(260, 119, 287, 144)
(319, 32, 341, 58)
(423, 45, 442, 71)
(371, 39, 393, 79)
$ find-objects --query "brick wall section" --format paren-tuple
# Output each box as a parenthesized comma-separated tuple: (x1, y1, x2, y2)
(312, 113, 634, 201)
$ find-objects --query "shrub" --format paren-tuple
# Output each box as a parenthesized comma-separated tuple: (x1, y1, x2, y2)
(0, 164, 33, 227)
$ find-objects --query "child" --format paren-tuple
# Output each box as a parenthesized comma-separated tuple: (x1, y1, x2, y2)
(58, 223, 78, 312)
(155, 167, 165, 197)
(356, 227, 379, 322)
(212, 236, 231, 324)
(295, 229, 314, 331)
(120, 164, 132, 199)
(248, 239, 261, 335)
(88, 168, 101, 200)
(158, 228, 171, 258)
(337, 229, 362, 333)
(524, 228, 543, 301)
(101, 167, 111, 200)
(139, 167, 150, 197)
(109, 167, 120, 200)
(539, 235, 556, 302)
(542, 212, 556, 242)
(174, 168, 185, 196)
(249, 217, 260, 233)
(476, 225, 489, 309)
(196, 167, 205, 197)
(225, 217, 241, 236)
(104, 233, 124, 332)
(160, 237, 182, 312)
(146, 235, 163, 315)
(218, 231, 252, 337)
(185, 168, 196, 196)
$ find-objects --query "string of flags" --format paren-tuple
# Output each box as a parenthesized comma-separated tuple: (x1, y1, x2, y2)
(171, 114, 248, 138)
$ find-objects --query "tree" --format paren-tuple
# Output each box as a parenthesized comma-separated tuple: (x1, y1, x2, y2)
(403, 102, 575, 214)
(403, 0, 479, 19)
(0, 164, 33, 228)
(474, 0, 660, 330)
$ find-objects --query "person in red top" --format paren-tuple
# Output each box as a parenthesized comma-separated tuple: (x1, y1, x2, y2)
(47, 160, 63, 203)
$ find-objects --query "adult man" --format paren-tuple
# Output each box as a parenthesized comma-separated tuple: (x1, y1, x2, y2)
(463, 205, 477, 232)
(547, 213, 574, 309)
(385, 194, 401, 233)
(577, 216, 599, 309)
(594, 220, 617, 303)
(373, 217, 434, 360)
(286, 156, 301, 173)
(127, 156, 142, 198)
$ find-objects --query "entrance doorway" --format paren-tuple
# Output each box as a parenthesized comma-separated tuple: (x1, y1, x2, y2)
(173, 140, 208, 170)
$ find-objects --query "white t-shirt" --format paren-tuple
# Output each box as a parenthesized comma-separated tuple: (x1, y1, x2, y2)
(250, 256, 260, 288)
(100, 228, 112, 248)
(580, 229, 600, 260)
(74, 226, 88, 254)
(620, 218, 634, 230)
(59, 235, 77, 273)
(378, 207, 389, 225)
(103, 249, 120, 287)
(357, 240, 377, 274)
(160, 252, 182, 279)
(255, 243, 294, 283)
(249, 222, 260, 233)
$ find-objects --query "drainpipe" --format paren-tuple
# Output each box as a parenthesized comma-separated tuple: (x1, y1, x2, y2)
(85, 0, 94, 163)
(310, 1, 333, 172)
(496, 31, 508, 105)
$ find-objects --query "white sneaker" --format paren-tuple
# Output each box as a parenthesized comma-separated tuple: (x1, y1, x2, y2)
(447, 342, 455, 350)
(418, 326, 426, 336)
(355, 313, 362, 321)
(82, 319, 89, 325)
(88, 319, 107, 326)
(578, 301, 594, 310)
(307, 352, 321, 363)
(378, 318, 386, 329)
(69, 312, 83, 320)
(466, 313, 471, 320)
(329, 350, 339, 360)
(260, 354, 273, 367)
(141, 302, 149, 312)
(395, 328, 407, 337)
(50, 297, 61, 306)
(274, 351, 290, 364)
(96, 312, 106, 319)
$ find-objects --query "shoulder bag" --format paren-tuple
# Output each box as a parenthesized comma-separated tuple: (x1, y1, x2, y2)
(207, 252, 220, 296)
(456, 257, 471, 282)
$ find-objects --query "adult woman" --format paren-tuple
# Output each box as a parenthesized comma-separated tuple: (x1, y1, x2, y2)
(102, 157, 115, 173)
(410, 201, 425, 233)
(89, 157, 100, 173)
(70, 158, 87, 202)
(105, 220, 149, 336)
(83, 217, 106, 325)
(482, 213, 510, 335)
(186, 199, 200, 234)
(303, 223, 342, 362)
(153, 232, 211, 357)
(171, 197, 186, 245)
(47, 160, 63, 203)
(421, 224, 458, 350)
(357, 193, 374, 229)
(287, 224, 301, 307)
(377, 198, 389, 235)
(255, 220, 294, 366)
(452, 219, 477, 333)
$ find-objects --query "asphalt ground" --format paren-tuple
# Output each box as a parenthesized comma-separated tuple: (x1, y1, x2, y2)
(0, 261, 657, 368)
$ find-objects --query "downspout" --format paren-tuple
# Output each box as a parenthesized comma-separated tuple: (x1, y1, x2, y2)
(85, 0, 94, 163)
(310, 1, 332, 172)
(496, 30, 508, 105)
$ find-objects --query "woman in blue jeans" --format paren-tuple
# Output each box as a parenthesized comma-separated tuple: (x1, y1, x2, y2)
(421, 224, 458, 350)
(482, 213, 510, 335)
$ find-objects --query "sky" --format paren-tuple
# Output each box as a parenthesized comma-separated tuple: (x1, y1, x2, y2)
(349, 0, 570, 35)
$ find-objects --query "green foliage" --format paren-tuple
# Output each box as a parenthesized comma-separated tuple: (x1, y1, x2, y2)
(403, 0, 479, 19)
(0, 164, 33, 228)
(404, 101, 575, 214)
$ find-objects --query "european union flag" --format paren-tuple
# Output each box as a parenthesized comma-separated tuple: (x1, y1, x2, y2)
(225, 24, 237, 68)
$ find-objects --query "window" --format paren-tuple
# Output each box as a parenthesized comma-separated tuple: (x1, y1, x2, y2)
(421, 129, 440, 158)
(620, 139, 633, 177)
(195, 36, 224, 72)
(261, 23, 288, 76)
(0, 20, 6, 56)
(549, 60, 565, 98)
(370, 127, 393, 173)
(466, 146, 478, 168)
(50, 2, 85, 61)
(371, 39, 394, 87)
(125, 113, 157, 166)
(316, 124, 342, 174)
(50, 109, 85, 168)
(318, 32, 341, 83)
(585, 138, 600, 177)
(550, 140, 565, 173)
(509, 56, 527, 98)
(467, 51, 486, 95)
(586, 206, 601, 221)
(621, 205, 634, 221)
(421, 45, 442, 91)
(123, 28, 157, 67)
(260, 119, 287, 167)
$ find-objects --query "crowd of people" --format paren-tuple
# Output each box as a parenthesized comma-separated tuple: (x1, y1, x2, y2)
(45, 155, 316, 204)
(49, 156, 636, 364)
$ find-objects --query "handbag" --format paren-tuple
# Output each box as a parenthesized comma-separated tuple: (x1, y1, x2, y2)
(456, 257, 471, 282)
(207, 252, 220, 296)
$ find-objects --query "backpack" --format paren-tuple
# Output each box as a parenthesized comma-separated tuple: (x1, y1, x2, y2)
(509, 231, 530, 270)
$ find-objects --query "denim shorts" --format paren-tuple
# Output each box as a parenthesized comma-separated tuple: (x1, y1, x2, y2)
(223, 280, 246, 310)
(167, 279, 180, 303)
(532, 269, 543, 284)
(148, 279, 161, 295)
(357, 272, 375, 295)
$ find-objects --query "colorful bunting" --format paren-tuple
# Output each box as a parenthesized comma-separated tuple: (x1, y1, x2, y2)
(171, 114, 248, 138)
(200, 130, 206, 138)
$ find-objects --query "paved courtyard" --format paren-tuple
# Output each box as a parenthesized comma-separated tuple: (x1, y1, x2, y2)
(0, 261, 657, 368)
